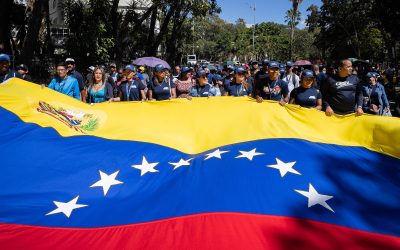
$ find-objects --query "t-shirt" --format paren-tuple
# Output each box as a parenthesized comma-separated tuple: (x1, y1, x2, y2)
(190, 84, 217, 97)
(119, 80, 146, 101)
(68, 70, 84, 91)
(290, 87, 321, 108)
(48, 76, 81, 100)
(321, 75, 363, 115)
(256, 78, 289, 101)
(0, 69, 21, 84)
(149, 78, 176, 100)
(224, 80, 252, 97)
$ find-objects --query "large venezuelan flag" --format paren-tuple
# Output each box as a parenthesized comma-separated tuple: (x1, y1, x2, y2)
(0, 78, 399, 249)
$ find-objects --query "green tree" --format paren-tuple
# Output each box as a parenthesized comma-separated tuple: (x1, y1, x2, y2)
(285, 0, 303, 60)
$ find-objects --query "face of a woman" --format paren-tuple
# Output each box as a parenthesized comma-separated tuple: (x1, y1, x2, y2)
(198, 75, 207, 86)
(235, 73, 245, 83)
(94, 69, 103, 82)
(301, 77, 314, 88)
(368, 76, 376, 84)
(156, 71, 165, 80)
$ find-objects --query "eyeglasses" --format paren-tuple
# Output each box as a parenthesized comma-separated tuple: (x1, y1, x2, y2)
(56, 69, 66, 72)
(269, 69, 279, 73)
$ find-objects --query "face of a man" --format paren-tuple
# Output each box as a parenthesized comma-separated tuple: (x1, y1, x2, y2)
(339, 60, 352, 77)
(18, 69, 27, 75)
(0, 61, 10, 74)
(57, 66, 67, 79)
(175, 66, 181, 75)
(268, 68, 279, 80)
(66, 63, 75, 72)
(110, 66, 116, 73)
(124, 70, 135, 80)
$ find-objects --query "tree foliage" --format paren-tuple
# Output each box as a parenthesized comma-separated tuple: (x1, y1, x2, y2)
(306, 0, 400, 63)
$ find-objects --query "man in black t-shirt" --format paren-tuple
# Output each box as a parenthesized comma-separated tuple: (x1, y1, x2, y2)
(321, 59, 364, 116)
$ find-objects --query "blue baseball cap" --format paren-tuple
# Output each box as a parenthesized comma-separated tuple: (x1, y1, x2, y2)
(196, 70, 207, 78)
(0, 54, 10, 62)
(366, 72, 378, 78)
(302, 69, 315, 78)
(213, 74, 223, 81)
(286, 61, 294, 67)
(124, 64, 136, 72)
(235, 67, 246, 74)
(262, 59, 270, 66)
(181, 66, 192, 74)
(268, 61, 279, 69)
(154, 64, 165, 72)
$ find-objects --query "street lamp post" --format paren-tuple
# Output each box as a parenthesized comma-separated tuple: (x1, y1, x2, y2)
(248, 3, 256, 60)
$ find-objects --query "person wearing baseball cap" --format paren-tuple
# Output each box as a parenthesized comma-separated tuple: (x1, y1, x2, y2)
(175, 66, 193, 98)
(282, 61, 300, 96)
(223, 67, 252, 97)
(115, 65, 146, 101)
(0, 54, 21, 84)
(253, 59, 270, 97)
(16, 64, 32, 82)
(109, 63, 119, 83)
(255, 61, 289, 104)
(65, 57, 85, 101)
(289, 69, 322, 109)
(148, 64, 176, 100)
(361, 71, 390, 115)
(189, 69, 217, 97)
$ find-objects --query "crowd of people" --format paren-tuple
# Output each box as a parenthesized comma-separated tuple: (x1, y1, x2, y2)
(1, 53, 400, 117)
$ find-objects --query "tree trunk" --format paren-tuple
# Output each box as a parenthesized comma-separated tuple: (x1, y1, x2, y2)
(0, 0, 13, 54)
(19, 0, 47, 65)
(145, 7, 158, 55)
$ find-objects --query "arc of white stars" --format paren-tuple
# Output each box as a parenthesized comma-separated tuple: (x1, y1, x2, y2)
(235, 148, 264, 161)
(267, 158, 300, 177)
(46, 196, 88, 218)
(169, 158, 193, 170)
(294, 183, 335, 213)
(204, 149, 229, 160)
(131, 156, 159, 176)
(90, 170, 123, 196)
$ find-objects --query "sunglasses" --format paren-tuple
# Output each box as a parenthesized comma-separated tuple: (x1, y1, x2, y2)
(269, 69, 279, 72)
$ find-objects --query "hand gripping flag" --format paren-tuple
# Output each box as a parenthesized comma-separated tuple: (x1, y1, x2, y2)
(0, 79, 399, 249)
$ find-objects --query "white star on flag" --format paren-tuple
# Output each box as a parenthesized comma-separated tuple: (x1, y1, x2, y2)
(267, 158, 300, 177)
(132, 156, 159, 176)
(169, 158, 193, 170)
(294, 183, 335, 213)
(204, 149, 229, 160)
(46, 196, 88, 218)
(90, 170, 123, 196)
(235, 148, 264, 161)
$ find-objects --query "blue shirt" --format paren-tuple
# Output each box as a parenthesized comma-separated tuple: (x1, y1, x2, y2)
(48, 76, 81, 100)
(68, 70, 84, 91)
(149, 79, 176, 100)
(89, 88, 106, 103)
(0, 69, 21, 84)
(119, 80, 146, 101)
(290, 87, 322, 108)
(224, 80, 252, 97)
(256, 78, 288, 101)
(190, 84, 217, 97)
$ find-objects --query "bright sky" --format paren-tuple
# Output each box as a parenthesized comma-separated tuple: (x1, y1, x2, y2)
(217, 0, 322, 28)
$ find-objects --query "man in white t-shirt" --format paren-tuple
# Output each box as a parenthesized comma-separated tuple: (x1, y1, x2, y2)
(282, 61, 300, 96)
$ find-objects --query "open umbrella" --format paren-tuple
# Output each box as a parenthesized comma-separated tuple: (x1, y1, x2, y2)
(132, 57, 171, 69)
(294, 60, 312, 66)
